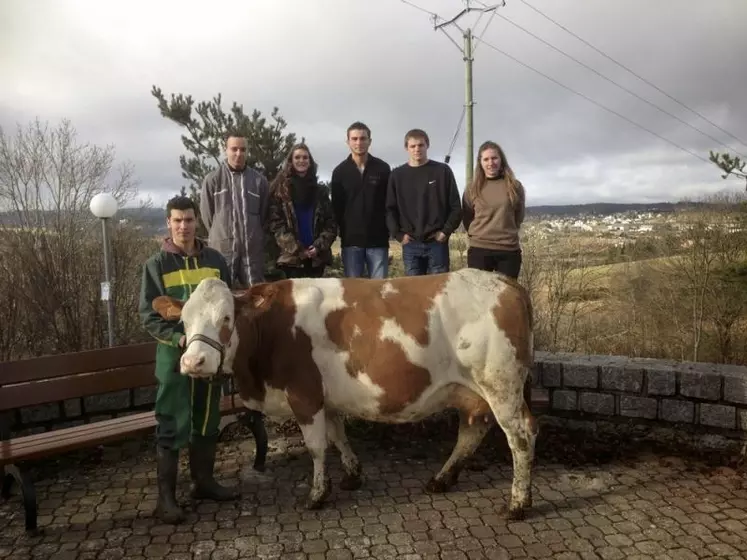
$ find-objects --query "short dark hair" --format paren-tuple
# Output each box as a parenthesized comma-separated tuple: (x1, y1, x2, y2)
(347, 121, 371, 139)
(166, 195, 197, 218)
(223, 130, 246, 144)
(404, 128, 429, 147)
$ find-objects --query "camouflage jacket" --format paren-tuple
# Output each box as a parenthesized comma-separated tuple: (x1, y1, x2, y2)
(268, 178, 338, 268)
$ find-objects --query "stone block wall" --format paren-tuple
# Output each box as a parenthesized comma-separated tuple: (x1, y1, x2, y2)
(533, 352, 747, 432)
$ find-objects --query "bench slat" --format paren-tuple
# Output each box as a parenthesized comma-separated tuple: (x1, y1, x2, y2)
(0, 363, 157, 411)
(1, 413, 156, 454)
(1, 395, 246, 465)
(0, 342, 157, 385)
(1, 416, 157, 463)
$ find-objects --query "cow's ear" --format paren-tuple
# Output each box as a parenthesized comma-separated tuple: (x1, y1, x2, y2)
(234, 283, 279, 314)
(153, 296, 184, 320)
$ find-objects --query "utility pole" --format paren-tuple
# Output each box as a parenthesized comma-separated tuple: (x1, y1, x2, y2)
(464, 28, 474, 188)
(429, 1, 503, 188)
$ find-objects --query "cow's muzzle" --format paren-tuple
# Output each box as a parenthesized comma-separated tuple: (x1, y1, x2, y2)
(181, 331, 231, 382)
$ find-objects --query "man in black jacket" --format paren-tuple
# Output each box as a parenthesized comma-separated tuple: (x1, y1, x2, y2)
(386, 128, 462, 276)
(330, 122, 392, 278)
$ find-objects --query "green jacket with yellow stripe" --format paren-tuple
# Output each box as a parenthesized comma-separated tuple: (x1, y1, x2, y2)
(139, 237, 232, 350)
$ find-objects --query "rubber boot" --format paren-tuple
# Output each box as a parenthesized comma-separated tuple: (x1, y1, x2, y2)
(154, 446, 185, 524)
(189, 436, 241, 501)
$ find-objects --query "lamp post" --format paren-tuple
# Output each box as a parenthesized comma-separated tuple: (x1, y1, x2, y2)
(90, 192, 118, 347)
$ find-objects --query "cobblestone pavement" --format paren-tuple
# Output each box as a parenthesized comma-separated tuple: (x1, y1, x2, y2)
(1, 418, 747, 559)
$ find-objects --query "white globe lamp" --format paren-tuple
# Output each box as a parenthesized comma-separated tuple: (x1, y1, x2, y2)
(89, 192, 118, 219)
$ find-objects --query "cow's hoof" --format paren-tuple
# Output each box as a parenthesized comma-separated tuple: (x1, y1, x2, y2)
(506, 505, 526, 521)
(305, 497, 325, 510)
(305, 480, 331, 510)
(425, 477, 451, 494)
(340, 473, 363, 491)
(504, 494, 531, 521)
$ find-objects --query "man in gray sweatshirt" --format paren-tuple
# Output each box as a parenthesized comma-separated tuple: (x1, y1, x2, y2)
(200, 133, 271, 287)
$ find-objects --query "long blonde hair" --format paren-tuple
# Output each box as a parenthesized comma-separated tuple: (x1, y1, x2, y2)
(466, 141, 519, 206)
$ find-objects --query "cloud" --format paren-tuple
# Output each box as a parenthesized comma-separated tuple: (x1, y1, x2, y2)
(1, 0, 746, 208)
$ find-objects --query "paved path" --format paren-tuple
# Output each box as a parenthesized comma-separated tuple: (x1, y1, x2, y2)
(1, 418, 746, 559)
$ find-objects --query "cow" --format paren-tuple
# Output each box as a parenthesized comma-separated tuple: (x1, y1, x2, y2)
(152, 267, 538, 520)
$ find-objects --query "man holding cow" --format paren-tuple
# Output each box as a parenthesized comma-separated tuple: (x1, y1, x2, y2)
(139, 195, 242, 524)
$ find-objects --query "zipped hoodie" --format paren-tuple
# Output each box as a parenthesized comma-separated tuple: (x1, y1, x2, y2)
(200, 161, 270, 284)
(139, 237, 232, 348)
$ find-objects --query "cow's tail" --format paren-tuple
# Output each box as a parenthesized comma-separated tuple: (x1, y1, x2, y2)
(496, 273, 536, 381)
(496, 273, 535, 355)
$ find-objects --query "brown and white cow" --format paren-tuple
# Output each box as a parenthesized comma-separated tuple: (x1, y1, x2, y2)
(153, 267, 538, 519)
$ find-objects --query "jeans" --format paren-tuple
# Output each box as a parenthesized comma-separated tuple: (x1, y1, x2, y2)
(402, 240, 450, 276)
(341, 246, 389, 279)
(467, 247, 522, 279)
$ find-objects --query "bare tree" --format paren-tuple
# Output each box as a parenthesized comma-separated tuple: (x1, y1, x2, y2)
(0, 118, 145, 357)
(518, 231, 542, 304)
(656, 194, 747, 362)
(535, 236, 597, 352)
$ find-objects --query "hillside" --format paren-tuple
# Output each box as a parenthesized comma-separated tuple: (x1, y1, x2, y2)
(1, 201, 704, 238)
(524, 201, 699, 218)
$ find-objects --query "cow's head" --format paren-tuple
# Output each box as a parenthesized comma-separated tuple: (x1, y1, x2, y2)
(152, 278, 279, 378)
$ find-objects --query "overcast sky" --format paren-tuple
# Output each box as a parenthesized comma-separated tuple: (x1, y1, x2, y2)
(2, 0, 746, 207)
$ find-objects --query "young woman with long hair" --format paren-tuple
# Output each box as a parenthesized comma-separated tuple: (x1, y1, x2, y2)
(268, 143, 337, 278)
(462, 140, 526, 278)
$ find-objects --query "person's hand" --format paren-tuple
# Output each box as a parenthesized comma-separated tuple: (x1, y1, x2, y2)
(402, 234, 412, 245)
(178, 335, 186, 348)
(434, 231, 447, 243)
(305, 245, 318, 259)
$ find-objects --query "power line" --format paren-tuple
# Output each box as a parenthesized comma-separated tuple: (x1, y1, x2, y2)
(515, 0, 747, 151)
(445, 107, 466, 164)
(473, 35, 713, 167)
(399, 0, 442, 20)
(491, 11, 747, 159)
(472, 3, 499, 54)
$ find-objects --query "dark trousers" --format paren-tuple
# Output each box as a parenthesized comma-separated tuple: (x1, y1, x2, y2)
(154, 345, 222, 450)
(467, 247, 522, 279)
(279, 261, 325, 279)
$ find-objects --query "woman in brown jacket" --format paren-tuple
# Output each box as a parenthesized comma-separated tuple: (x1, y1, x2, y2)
(462, 140, 526, 279)
(268, 143, 338, 279)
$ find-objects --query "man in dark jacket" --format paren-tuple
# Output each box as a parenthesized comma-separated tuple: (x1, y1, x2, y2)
(386, 128, 462, 276)
(330, 122, 391, 278)
(139, 195, 240, 524)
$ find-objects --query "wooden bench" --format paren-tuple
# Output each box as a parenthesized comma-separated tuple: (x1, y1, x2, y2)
(0, 342, 267, 533)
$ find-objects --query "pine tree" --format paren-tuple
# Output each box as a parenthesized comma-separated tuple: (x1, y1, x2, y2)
(152, 86, 298, 210)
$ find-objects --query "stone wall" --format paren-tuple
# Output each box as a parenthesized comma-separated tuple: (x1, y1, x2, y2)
(533, 352, 747, 433)
(6, 351, 747, 437)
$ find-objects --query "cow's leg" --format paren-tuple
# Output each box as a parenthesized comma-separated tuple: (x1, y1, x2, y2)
(425, 410, 492, 494)
(296, 409, 331, 510)
(487, 390, 538, 521)
(325, 412, 362, 490)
